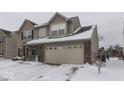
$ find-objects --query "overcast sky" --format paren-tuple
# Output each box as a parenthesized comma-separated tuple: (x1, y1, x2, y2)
(0, 12, 123, 48)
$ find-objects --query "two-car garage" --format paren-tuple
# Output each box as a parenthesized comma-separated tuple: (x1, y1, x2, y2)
(44, 41, 84, 64)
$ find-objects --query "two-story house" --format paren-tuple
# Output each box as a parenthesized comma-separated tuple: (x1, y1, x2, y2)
(16, 12, 99, 64)
(15, 19, 37, 59)
(0, 28, 17, 59)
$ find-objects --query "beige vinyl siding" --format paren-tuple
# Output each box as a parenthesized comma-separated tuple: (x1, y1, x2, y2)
(39, 28, 46, 37)
(0, 31, 7, 58)
(69, 17, 81, 33)
(6, 35, 17, 59)
(19, 21, 34, 32)
(67, 21, 73, 34)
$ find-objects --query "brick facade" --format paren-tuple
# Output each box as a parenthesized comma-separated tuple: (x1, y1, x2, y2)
(84, 40, 91, 64)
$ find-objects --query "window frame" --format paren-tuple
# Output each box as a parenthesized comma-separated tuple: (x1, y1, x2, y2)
(23, 30, 32, 40)
(18, 47, 23, 57)
(50, 23, 66, 36)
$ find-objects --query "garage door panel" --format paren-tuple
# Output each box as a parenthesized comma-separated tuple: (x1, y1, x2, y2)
(64, 48, 84, 64)
(45, 45, 84, 64)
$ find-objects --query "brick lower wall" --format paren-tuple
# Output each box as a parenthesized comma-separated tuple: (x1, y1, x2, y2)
(38, 45, 45, 62)
(84, 40, 91, 64)
(0, 44, 6, 58)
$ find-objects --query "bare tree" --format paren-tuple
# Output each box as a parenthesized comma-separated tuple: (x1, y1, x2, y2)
(96, 34, 105, 75)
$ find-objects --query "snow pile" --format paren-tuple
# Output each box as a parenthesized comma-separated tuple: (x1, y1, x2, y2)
(71, 58, 124, 81)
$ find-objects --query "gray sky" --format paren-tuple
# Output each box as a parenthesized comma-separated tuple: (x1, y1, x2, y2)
(0, 12, 123, 48)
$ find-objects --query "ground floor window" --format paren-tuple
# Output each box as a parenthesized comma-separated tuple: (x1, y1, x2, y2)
(18, 48, 23, 57)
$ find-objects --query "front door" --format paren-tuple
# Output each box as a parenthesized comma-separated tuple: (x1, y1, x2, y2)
(31, 47, 37, 61)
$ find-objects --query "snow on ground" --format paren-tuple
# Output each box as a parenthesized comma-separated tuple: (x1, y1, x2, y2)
(33, 64, 82, 81)
(0, 58, 124, 81)
(71, 58, 124, 81)
(0, 60, 56, 81)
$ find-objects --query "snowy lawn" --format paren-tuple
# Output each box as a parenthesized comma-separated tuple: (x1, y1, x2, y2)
(0, 58, 124, 81)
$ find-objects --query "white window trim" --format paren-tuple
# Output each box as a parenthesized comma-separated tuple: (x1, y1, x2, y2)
(23, 30, 32, 40)
(50, 23, 66, 36)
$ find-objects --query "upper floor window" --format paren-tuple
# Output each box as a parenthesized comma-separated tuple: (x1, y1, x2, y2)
(39, 28, 46, 38)
(0, 37, 4, 44)
(23, 30, 32, 40)
(50, 23, 65, 36)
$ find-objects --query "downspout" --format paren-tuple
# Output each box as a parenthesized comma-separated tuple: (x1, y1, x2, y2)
(5, 37, 7, 59)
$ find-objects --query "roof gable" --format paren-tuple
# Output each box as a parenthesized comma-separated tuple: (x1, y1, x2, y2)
(18, 19, 37, 32)
(26, 19, 37, 26)
(36, 12, 81, 29)
(48, 12, 68, 23)
(69, 16, 81, 26)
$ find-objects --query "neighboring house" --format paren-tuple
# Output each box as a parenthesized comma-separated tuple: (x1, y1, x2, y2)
(0, 28, 17, 59)
(123, 25, 124, 55)
(15, 19, 37, 58)
(16, 12, 99, 64)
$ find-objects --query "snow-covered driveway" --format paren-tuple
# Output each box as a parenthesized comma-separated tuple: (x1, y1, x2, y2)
(0, 58, 124, 81)
(0, 60, 56, 81)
